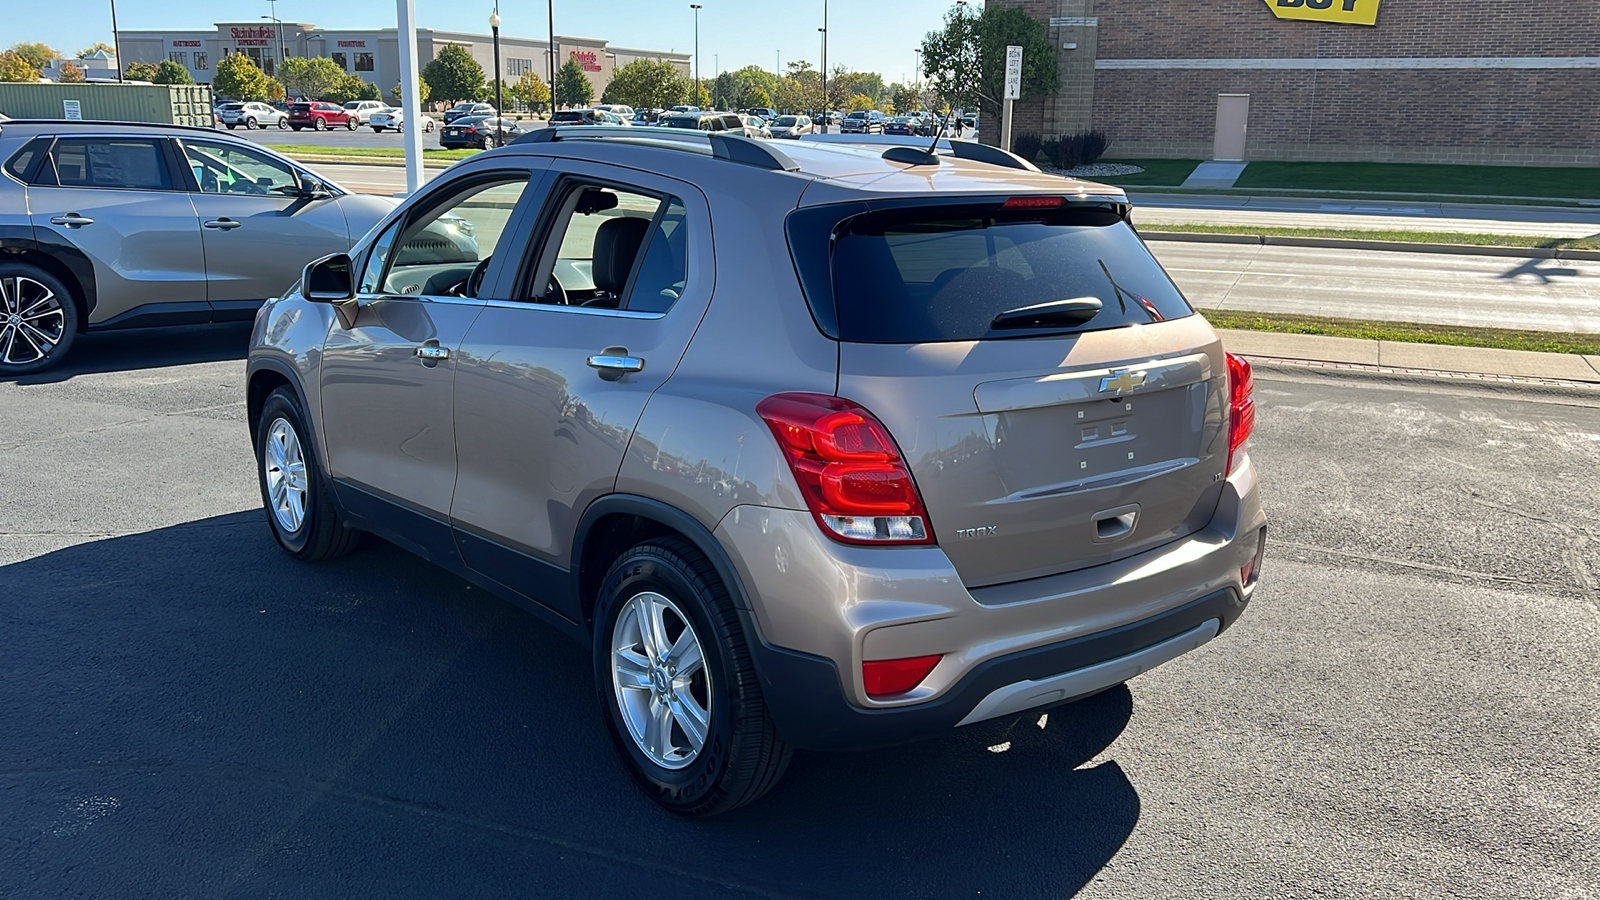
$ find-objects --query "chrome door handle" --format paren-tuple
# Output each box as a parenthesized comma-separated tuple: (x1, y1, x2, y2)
(203, 218, 242, 230)
(587, 349, 644, 381)
(49, 214, 93, 227)
(415, 345, 450, 361)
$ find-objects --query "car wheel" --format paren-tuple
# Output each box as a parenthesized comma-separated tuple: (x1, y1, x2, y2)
(277, 118, 288, 129)
(247, 117, 257, 129)
(425, 122, 434, 132)
(0, 264, 78, 377)
(593, 538, 791, 817)
(481, 136, 496, 149)
(254, 386, 362, 561)
(347, 119, 357, 131)
(314, 117, 326, 131)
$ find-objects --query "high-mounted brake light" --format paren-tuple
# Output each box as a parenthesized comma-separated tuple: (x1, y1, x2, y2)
(999, 196, 1067, 209)
(863, 655, 942, 697)
(1225, 352, 1256, 474)
(756, 392, 934, 545)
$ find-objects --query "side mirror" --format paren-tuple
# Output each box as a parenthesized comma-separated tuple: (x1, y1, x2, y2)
(304, 253, 354, 302)
(298, 175, 333, 200)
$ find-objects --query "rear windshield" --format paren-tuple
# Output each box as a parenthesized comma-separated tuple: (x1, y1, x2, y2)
(827, 205, 1192, 343)
(774, 116, 798, 126)
(550, 112, 587, 122)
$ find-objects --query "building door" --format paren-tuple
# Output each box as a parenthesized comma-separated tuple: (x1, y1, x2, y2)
(1213, 94, 1249, 162)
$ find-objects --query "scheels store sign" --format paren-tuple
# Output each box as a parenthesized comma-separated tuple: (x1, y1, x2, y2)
(1263, 0, 1382, 25)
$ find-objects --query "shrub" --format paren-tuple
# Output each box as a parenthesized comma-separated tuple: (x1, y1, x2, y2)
(1012, 132, 1042, 161)
(1043, 129, 1111, 169)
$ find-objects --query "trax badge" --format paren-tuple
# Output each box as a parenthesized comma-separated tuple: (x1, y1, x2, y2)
(956, 526, 998, 538)
(1099, 369, 1146, 395)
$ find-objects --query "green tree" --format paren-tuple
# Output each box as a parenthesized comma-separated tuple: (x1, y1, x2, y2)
(278, 56, 345, 100)
(920, 3, 1057, 121)
(846, 92, 874, 113)
(123, 61, 160, 82)
(554, 57, 593, 108)
(421, 44, 485, 105)
(77, 42, 117, 58)
(58, 61, 86, 83)
(0, 52, 36, 83)
(688, 82, 712, 109)
(8, 42, 58, 75)
(891, 83, 921, 115)
(152, 59, 193, 85)
(509, 69, 549, 113)
(322, 73, 376, 104)
(393, 76, 432, 106)
(212, 52, 272, 100)
(601, 58, 683, 111)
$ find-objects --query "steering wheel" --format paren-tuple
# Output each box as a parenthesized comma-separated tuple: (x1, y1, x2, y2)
(449, 257, 493, 298)
(544, 274, 568, 305)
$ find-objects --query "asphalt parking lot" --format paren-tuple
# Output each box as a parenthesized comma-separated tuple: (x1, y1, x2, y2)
(1, 332, 1596, 898)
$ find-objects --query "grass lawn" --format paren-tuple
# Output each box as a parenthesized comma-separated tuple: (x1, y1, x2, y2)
(273, 145, 480, 161)
(1204, 310, 1600, 356)
(1234, 162, 1600, 200)
(1091, 159, 1202, 186)
(1142, 223, 1600, 251)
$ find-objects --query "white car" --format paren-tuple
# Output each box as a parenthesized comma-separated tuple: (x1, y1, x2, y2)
(368, 107, 436, 133)
(343, 100, 388, 125)
(217, 102, 288, 130)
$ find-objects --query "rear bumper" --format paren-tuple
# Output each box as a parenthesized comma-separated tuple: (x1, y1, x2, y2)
(716, 455, 1266, 751)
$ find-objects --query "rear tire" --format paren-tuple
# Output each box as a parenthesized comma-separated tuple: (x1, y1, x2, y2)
(0, 264, 78, 377)
(593, 538, 791, 816)
(254, 387, 362, 561)
(246, 117, 257, 129)
(314, 117, 326, 131)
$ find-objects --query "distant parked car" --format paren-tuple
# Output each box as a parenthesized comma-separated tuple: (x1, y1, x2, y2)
(593, 104, 636, 120)
(841, 110, 886, 134)
(884, 116, 918, 136)
(342, 100, 388, 126)
(740, 115, 772, 139)
(767, 114, 814, 138)
(288, 102, 357, 131)
(437, 115, 523, 149)
(550, 109, 629, 126)
(744, 107, 777, 121)
(217, 102, 288, 130)
(0, 120, 395, 374)
(443, 102, 497, 124)
(368, 107, 435, 133)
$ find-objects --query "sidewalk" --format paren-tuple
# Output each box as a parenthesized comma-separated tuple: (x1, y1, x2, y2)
(1218, 329, 1600, 385)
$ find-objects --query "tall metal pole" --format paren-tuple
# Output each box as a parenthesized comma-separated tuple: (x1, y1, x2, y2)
(820, 0, 828, 131)
(547, 0, 555, 113)
(490, 8, 503, 145)
(689, 4, 702, 108)
(271, 0, 285, 68)
(109, 0, 124, 82)
(396, 0, 423, 194)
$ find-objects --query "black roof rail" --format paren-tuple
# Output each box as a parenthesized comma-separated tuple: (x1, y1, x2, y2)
(512, 125, 799, 172)
(0, 119, 223, 135)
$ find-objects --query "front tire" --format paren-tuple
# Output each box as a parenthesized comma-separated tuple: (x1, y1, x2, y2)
(0, 264, 78, 377)
(593, 538, 791, 816)
(254, 387, 361, 561)
(347, 119, 357, 131)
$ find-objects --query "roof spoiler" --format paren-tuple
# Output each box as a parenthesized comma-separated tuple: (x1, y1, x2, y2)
(795, 133, 1042, 173)
(513, 125, 799, 172)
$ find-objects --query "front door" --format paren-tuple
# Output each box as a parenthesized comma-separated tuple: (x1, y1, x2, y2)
(176, 138, 354, 320)
(449, 165, 710, 621)
(1213, 94, 1250, 162)
(26, 135, 208, 328)
(318, 166, 542, 567)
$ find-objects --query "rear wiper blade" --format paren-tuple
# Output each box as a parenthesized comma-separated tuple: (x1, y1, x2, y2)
(991, 296, 1104, 329)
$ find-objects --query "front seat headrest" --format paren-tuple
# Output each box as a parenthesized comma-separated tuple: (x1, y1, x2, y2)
(592, 216, 652, 295)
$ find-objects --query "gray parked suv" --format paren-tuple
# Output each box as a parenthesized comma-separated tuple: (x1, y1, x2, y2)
(246, 127, 1267, 815)
(0, 121, 393, 375)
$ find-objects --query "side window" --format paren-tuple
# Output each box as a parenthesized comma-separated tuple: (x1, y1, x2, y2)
(181, 141, 300, 196)
(525, 182, 688, 314)
(49, 138, 172, 190)
(360, 175, 530, 299)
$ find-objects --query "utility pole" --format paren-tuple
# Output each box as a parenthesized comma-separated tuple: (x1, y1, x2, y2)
(490, 7, 503, 145)
(109, 0, 124, 82)
(547, 0, 555, 111)
(689, 4, 702, 108)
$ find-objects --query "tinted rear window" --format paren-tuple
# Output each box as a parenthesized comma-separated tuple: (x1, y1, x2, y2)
(50, 138, 173, 190)
(828, 205, 1192, 343)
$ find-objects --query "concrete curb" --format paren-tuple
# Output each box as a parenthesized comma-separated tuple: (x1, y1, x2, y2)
(1142, 230, 1600, 261)
(1215, 328, 1600, 385)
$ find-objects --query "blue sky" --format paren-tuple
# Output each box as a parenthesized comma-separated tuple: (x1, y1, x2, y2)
(12, 0, 960, 83)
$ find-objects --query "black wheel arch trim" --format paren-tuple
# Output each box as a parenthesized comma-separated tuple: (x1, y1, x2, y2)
(0, 227, 98, 321)
(573, 494, 757, 618)
(246, 355, 315, 449)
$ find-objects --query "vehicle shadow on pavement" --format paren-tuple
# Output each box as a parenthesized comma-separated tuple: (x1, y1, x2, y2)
(0, 512, 1138, 899)
(6, 323, 253, 385)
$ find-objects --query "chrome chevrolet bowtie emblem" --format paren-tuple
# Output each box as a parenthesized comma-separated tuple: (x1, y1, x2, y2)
(1099, 368, 1146, 394)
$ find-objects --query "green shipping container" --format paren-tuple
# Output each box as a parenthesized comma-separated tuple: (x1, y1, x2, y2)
(0, 82, 215, 128)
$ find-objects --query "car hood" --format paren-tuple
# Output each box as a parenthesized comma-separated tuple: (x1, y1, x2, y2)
(335, 193, 401, 244)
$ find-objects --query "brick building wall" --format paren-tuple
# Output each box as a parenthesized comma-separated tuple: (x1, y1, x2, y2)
(987, 0, 1600, 166)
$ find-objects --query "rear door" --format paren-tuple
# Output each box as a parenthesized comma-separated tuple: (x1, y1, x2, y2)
(175, 137, 351, 319)
(448, 164, 709, 620)
(818, 199, 1230, 587)
(26, 134, 208, 327)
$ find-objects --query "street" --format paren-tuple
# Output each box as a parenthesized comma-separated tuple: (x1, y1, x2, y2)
(1, 337, 1595, 898)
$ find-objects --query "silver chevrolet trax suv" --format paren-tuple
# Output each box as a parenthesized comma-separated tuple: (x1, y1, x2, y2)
(246, 128, 1267, 815)
(0, 121, 393, 375)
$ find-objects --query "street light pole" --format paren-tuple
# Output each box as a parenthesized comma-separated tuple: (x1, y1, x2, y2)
(261, 11, 285, 76)
(689, 4, 702, 108)
(820, 0, 828, 131)
(490, 8, 503, 145)
(547, 0, 555, 113)
(109, 0, 124, 82)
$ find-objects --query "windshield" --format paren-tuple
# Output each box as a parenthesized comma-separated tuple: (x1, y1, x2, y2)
(847, 112, 866, 119)
(827, 204, 1193, 343)
(775, 116, 798, 126)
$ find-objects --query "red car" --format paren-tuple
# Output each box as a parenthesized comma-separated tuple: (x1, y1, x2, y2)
(288, 102, 357, 132)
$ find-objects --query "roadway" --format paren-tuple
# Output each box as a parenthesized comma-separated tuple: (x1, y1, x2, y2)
(1, 341, 1595, 898)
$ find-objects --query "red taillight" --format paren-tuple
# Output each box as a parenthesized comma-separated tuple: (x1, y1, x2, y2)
(999, 196, 1067, 209)
(1225, 352, 1256, 474)
(756, 392, 933, 544)
(863, 654, 942, 697)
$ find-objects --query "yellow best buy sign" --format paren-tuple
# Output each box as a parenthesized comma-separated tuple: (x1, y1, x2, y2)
(1263, 0, 1382, 26)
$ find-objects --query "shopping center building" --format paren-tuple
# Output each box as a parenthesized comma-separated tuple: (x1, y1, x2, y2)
(989, 0, 1600, 166)
(115, 22, 689, 103)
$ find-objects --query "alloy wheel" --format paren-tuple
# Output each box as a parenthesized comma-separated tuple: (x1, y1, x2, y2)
(0, 275, 67, 367)
(263, 417, 309, 533)
(611, 591, 711, 770)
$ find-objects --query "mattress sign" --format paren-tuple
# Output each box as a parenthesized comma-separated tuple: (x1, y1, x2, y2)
(1263, 0, 1382, 26)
